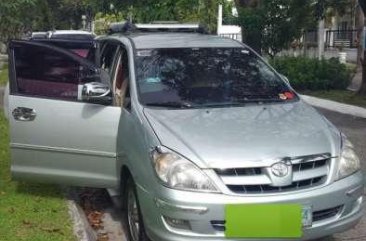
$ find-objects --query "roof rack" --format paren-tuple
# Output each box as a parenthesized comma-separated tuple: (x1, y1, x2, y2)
(108, 21, 208, 35)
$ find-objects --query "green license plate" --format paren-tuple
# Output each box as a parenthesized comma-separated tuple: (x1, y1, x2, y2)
(225, 204, 302, 238)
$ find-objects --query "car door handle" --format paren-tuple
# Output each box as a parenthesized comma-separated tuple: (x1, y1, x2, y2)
(12, 107, 37, 121)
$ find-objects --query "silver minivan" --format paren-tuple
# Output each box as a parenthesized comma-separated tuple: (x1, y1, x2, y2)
(4, 24, 364, 241)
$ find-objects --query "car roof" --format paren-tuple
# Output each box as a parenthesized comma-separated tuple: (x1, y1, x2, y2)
(112, 33, 243, 49)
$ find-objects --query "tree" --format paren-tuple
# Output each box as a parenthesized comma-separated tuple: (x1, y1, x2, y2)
(358, 0, 366, 95)
(41, 0, 103, 30)
(235, 0, 313, 57)
(316, 0, 326, 59)
(0, 0, 38, 42)
(94, 0, 224, 34)
(110, 0, 198, 23)
(234, 0, 262, 53)
(0, 0, 104, 41)
(118, 0, 218, 32)
(355, 2, 364, 66)
(234, 0, 352, 57)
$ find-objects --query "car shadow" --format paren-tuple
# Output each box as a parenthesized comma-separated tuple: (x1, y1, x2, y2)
(16, 181, 67, 199)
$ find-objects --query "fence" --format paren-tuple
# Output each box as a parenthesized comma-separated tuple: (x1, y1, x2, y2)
(219, 33, 241, 41)
(325, 30, 358, 48)
(304, 29, 358, 49)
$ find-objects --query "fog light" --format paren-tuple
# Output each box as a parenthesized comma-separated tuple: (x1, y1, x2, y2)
(163, 216, 191, 230)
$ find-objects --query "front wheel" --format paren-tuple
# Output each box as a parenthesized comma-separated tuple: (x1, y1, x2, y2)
(123, 176, 150, 241)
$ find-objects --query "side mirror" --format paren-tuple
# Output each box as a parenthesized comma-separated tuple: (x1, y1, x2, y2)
(81, 82, 112, 105)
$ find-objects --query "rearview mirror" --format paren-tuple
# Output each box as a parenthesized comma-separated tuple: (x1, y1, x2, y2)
(81, 82, 112, 105)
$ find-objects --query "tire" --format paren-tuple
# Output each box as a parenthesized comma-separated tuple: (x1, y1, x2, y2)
(123, 176, 150, 241)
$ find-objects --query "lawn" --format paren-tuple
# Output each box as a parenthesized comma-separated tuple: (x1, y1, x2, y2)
(0, 63, 8, 86)
(346, 63, 357, 74)
(302, 90, 366, 109)
(0, 111, 75, 241)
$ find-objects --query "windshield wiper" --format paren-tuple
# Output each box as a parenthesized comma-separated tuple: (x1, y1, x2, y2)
(237, 98, 283, 103)
(233, 94, 285, 103)
(236, 92, 298, 103)
(198, 102, 247, 108)
(145, 101, 194, 109)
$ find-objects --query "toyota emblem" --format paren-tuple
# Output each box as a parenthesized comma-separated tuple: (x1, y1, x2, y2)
(271, 162, 289, 177)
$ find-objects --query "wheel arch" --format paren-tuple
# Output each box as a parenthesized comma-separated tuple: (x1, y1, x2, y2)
(120, 165, 132, 197)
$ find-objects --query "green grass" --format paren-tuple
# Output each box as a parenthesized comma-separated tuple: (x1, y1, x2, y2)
(0, 111, 75, 241)
(346, 63, 357, 73)
(0, 63, 8, 86)
(302, 90, 366, 109)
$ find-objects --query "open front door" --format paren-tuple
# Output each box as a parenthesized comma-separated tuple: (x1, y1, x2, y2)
(31, 38, 100, 65)
(8, 40, 120, 188)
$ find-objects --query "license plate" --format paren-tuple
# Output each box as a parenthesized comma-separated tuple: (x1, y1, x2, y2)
(225, 204, 305, 238)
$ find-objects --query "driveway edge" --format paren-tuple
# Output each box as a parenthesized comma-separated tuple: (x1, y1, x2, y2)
(67, 189, 97, 241)
(300, 95, 366, 119)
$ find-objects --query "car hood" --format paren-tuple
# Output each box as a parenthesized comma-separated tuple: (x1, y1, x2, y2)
(143, 101, 341, 168)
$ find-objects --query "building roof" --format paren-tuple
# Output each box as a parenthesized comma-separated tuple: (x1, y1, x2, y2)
(115, 33, 244, 49)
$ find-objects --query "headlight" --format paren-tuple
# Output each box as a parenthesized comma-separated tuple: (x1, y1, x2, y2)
(151, 147, 219, 193)
(337, 135, 360, 180)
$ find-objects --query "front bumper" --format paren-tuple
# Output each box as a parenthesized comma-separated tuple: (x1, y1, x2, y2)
(137, 171, 364, 241)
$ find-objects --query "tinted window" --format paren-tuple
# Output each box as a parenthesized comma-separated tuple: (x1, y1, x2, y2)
(31, 40, 97, 62)
(14, 44, 94, 100)
(136, 48, 296, 108)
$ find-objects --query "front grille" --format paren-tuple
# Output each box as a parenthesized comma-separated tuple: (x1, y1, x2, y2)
(210, 206, 343, 232)
(313, 205, 343, 222)
(211, 220, 226, 232)
(293, 158, 328, 171)
(226, 176, 325, 193)
(215, 154, 331, 194)
(216, 167, 262, 176)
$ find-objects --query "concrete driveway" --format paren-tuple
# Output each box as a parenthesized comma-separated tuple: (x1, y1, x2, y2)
(315, 108, 366, 241)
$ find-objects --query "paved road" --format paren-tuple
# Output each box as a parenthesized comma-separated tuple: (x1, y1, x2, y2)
(316, 108, 366, 173)
(315, 108, 366, 241)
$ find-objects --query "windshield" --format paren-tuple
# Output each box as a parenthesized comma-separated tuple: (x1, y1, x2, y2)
(136, 47, 296, 108)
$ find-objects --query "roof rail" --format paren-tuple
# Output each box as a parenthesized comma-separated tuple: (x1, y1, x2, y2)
(108, 21, 208, 35)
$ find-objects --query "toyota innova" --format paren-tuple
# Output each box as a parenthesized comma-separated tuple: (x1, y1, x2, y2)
(4, 23, 364, 241)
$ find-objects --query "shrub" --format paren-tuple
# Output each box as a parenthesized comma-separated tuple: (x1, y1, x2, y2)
(0, 63, 8, 86)
(269, 56, 351, 91)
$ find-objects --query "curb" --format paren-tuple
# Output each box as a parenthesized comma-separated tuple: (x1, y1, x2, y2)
(300, 95, 366, 119)
(66, 189, 97, 241)
(67, 200, 96, 241)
